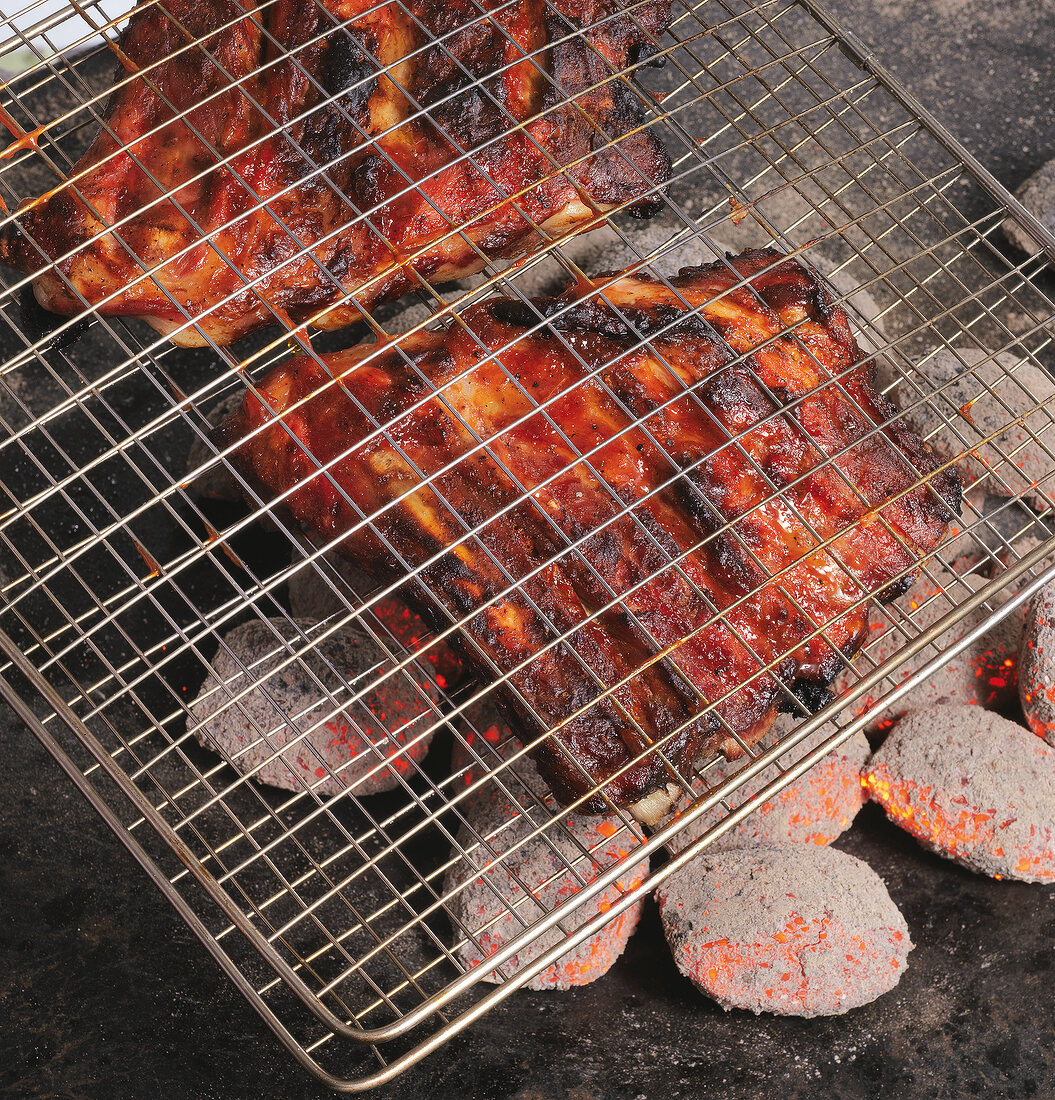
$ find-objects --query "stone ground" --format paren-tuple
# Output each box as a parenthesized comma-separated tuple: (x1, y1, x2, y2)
(2, 1, 1055, 1097)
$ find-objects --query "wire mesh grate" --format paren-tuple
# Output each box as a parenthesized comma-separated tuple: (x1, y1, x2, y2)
(1, 0, 1055, 1088)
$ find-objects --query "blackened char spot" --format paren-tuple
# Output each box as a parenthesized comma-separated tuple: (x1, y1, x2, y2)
(629, 39, 665, 67)
(18, 284, 91, 351)
(551, 302, 632, 339)
(707, 528, 760, 591)
(616, 306, 716, 341)
(430, 85, 505, 150)
(877, 571, 916, 603)
(672, 476, 722, 530)
(783, 677, 835, 715)
(319, 30, 376, 119)
(489, 299, 715, 343)
(352, 154, 386, 208)
(487, 298, 566, 329)
(299, 32, 377, 174)
(942, 468, 964, 517)
(585, 85, 671, 205)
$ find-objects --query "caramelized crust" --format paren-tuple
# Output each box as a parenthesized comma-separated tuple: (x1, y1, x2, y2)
(218, 250, 960, 818)
(0, 0, 670, 346)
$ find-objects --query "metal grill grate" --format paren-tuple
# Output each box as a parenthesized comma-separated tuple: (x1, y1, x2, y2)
(2, 0, 1055, 1088)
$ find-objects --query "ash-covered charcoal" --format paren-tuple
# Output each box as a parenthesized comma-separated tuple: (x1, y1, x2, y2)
(444, 709, 649, 990)
(662, 719, 870, 854)
(656, 845, 911, 1017)
(1021, 581, 1055, 744)
(287, 549, 376, 623)
(287, 548, 464, 690)
(836, 565, 1024, 731)
(444, 811, 648, 991)
(901, 348, 1055, 505)
(1003, 159, 1055, 257)
(184, 390, 245, 503)
(189, 617, 439, 797)
(940, 492, 1051, 575)
(448, 697, 550, 802)
(865, 704, 1055, 882)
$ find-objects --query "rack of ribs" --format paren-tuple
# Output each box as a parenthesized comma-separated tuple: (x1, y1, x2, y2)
(0, 0, 670, 347)
(217, 249, 960, 823)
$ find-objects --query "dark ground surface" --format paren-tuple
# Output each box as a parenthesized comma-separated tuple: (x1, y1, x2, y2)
(3, 1, 1055, 1098)
(4, 714, 1055, 1100)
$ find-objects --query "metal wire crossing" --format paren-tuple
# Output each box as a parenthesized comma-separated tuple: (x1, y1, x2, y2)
(1, 0, 1054, 1088)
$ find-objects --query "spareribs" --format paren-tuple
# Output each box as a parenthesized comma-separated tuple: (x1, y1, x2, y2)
(0, 0, 670, 346)
(217, 249, 960, 821)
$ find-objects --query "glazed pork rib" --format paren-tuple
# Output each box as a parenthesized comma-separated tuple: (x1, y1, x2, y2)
(0, 0, 670, 347)
(218, 249, 960, 821)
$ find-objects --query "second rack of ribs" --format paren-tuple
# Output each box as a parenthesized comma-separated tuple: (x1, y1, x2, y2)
(219, 250, 960, 821)
(0, 0, 670, 346)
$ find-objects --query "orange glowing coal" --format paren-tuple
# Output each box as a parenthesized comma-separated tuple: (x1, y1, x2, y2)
(472, 877, 645, 989)
(369, 596, 463, 688)
(863, 765, 1055, 883)
(677, 912, 907, 1015)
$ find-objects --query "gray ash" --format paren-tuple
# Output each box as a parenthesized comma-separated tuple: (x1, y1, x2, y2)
(657, 844, 911, 1017)
(188, 616, 438, 798)
(866, 704, 1055, 882)
(664, 719, 870, 854)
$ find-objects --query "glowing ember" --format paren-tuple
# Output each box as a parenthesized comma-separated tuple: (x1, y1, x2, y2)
(445, 796, 648, 990)
(188, 617, 439, 797)
(835, 567, 1022, 730)
(665, 720, 870, 853)
(657, 846, 911, 1016)
(450, 699, 551, 803)
(287, 547, 463, 687)
(865, 705, 1055, 883)
(1019, 582, 1055, 746)
(452, 726, 538, 799)
(445, 699, 648, 990)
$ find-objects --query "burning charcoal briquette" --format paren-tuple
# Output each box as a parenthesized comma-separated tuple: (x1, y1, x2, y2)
(865, 705, 1055, 882)
(656, 845, 911, 1016)
(1020, 581, 1055, 744)
(444, 702, 649, 990)
(900, 348, 1055, 504)
(444, 804, 648, 991)
(189, 617, 438, 797)
(287, 549, 463, 688)
(836, 566, 1023, 731)
(663, 720, 870, 853)
(449, 698, 549, 800)
(1004, 159, 1055, 256)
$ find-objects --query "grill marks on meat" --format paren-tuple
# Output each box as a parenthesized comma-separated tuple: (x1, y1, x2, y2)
(218, 250, 960, 819)
(0, 0, 671, 347)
